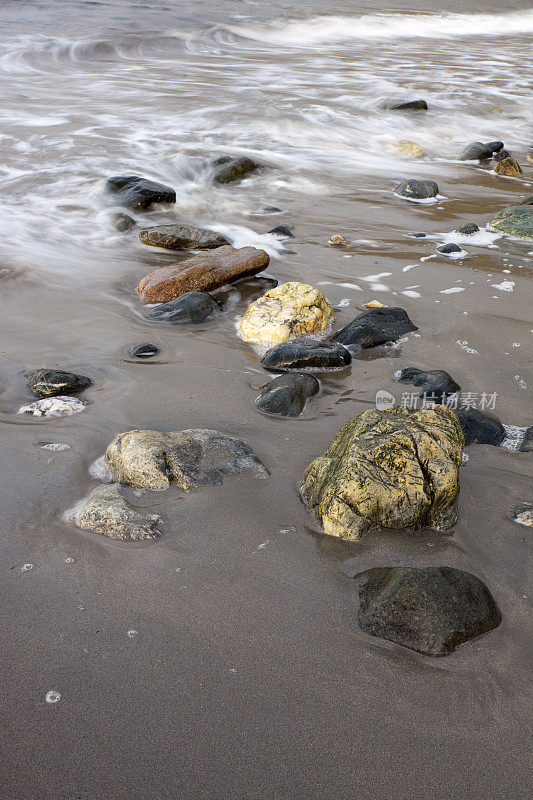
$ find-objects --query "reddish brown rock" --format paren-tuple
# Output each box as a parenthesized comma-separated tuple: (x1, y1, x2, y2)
(136, 245, 270, 303)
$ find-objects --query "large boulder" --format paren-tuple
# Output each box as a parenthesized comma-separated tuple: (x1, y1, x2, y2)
(490, 206, 533, 240)
(149, 291, 220, 324)
(238, 282, 334, 345)
(104, 429, 267, 490)
(75, 484, 161, 541)
(354, 566, 501, 655)
(261, 338, 351, 373)
(333, 306, 417, 348)
(139, 224, 230, 251)
(255, 373, 319, 417)
(136, 245, 269, 303)
(395, 179, 438, 200)
(300, 406, 464, 540)
(212, 156, 262, 184)
(26, 368, 92, 398)
(106, 175, 176, 210)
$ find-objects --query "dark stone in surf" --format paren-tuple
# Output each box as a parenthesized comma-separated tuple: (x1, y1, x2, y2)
(456, 223, 480, 235)
(267, 225, 294, 238)
(519, 196, 533, 206)
(456, 408, 506, 446)
(395, 179, 439, 200)
(139, 224, 230, 251)
(333, 307, 417, 348)
(112, 213, 136, 232)
(354, 566, 501, 656)
(212, 156, 262, 184)
(130, 344, 160, 358)
(411, 232, 427, 238)
(437, 243, 462, 254)
(149, 291, 220, 324)
(26, 369, 92, 399)
(255, 373, 319, 417)
(106, 175, 176, 211)
(460, 141, 502, 161)
(486, 141, 504, 153)
(397, 368, 460, 402)
(261, 338, 351, 373)
(388, 100, 428, 111)
(519, 426, 533, 453)
(263, 206, 283, 213)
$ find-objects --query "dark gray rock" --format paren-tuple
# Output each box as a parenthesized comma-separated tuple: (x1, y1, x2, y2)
(486, 141, 504, 153)
(263, 206, 282, 213)
(139, 224, 230, 251)
(148, 291, 220, 324)
(130, 343, 160, 358)
(333, 307, 417, 348)
(261, 338, 351, 373)
(397, 368, 461, 402)
(112, 212, 136, 232)
(411, 232, 427, 238)
(267, 225, 294, 238)
(460, 141, 500, 160)
(395, 179, 439, 200)
(26, 369, 92, 398)
(456, 408, 506, 446)
(519, 426, 533, 452)
(255, 373, 319, 417)
(354, 566, 501, 656)
(106, 175, 176, 211)
(437, 243, 462, 254)
(494, 149, 512, 162)
(456, 223, 480, 235)
(212, 156, 262, 184)
(520, 196, 533, 206)
(388, 100, 428, 111)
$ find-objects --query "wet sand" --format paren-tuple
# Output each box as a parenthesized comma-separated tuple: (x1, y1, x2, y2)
(1, 1, 532, 798)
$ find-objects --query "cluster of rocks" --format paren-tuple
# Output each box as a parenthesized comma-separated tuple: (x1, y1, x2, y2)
(19, 368, 92, 417)
(461, 140, 522, 176)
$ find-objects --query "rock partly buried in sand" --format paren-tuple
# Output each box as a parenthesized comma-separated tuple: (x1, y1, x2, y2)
(493, 155, 522, 177)
(460, 141, 503, 160)
(395, 179, 438, 200)
(130, 343, 160, 358)
(437, 243, 463, 255)
(455, 408, 506, 446)
(354, 566, 501, 655)
(112, 212, 136, 232)
(489, 206, 533, 240)
(519, 426, 533, 452)
(300, 406, 463, 540)
(255, 373, 320, 417)
(26, 368, 92, 398)
(106, 175, 176, 211)
(519, 195, 533, 206)
(359, 300, 388, 309)
(455, 223, 480, 235)
(149, 291, 220, 324)
(19, 396, 86, 417)
(329, 234, 348, 246)
(388, 99, 428, 111)
(238, 282, 334, 345)
(261, 338, 351, 373)
(267, 224, 294, 238)
(212, 156, 262, 184)
(104, 429, 267, 490)
(139, 224, 230, 251)
(75, 484, 161, 541)
(333, 306, 417, 348)
(136, 245, 269, 304)
(512, 503, 533, 527)
(387, 140, 424, 158)
(397, 368, 460, 401)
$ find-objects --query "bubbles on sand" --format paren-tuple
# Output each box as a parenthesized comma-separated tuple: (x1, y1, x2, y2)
(89, 455, 113, 482)
(21, 563, 34, 572)
(45, 690, 61, 704)
(126, 629, 138, 639)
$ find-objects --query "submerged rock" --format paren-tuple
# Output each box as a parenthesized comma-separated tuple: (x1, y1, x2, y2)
(255, 373, 319, 417)
(397, 368, 461, 401)
(489, 206, 533, 240)
(261, 338, 351, 373)
(333, 306, 417, 348)
(129, 343, 160, 358)
(267, 225, 294, 238)
(112, 212, 136, 232)
(136, 245, 270, 303)
(494, 156, 522, 177)
(387, 140, 424, 158)
(26, 369, 92, 398)
(104, 429, 267, 490)
(437, 243, 462, 255)
(354, 566, 501, 655)
(300, 406, 463, 540)
(75, 484, 161, 541)
(388, 99, 428, 111)
(19, 396, 86, 417)
(149, 291, 220, 323)
(455, 223, 480, 235)
(238, 282, 334, 345)
(329, 234, 348, 246)
(139, 224, 230, 251)
(456, 408, 506, 446)
(212, 156, 262, 184)
(106, 175, 176, 211)
(460, 141, 500, 160)
(395, 179, 439, 200)
(486, 140, 504, 153)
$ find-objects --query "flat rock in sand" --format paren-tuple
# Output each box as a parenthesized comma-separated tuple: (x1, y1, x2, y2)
(136, 245, 270, 303)
(75, 484, 161, 541)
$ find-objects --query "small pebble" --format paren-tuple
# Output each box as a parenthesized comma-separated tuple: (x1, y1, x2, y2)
(130, 343, 160, 358)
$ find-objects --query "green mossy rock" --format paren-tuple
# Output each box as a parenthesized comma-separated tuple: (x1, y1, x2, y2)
(300, 406, 464, 540)
(490, 206, 533, 240)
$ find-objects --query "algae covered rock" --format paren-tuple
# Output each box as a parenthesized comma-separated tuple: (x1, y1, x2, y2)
(300, 406, 464, 540)
(212, 156, 262, 184)
(490, 206, 533, 240)
(75, 484, 161, 541)
(494, 156, 522, 177)
(354, 566, 501, 655)
(104, 429, 267, 490)
(237, 282, 334, 345)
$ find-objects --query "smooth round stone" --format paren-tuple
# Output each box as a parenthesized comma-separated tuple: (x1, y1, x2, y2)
(212, 156, 261, 184)
(486, 140, 504, 153)
(456, 408, 506, 446)
(261, 338, 351, 373)
(149, 291, 220, 324)
(395, 179, 439, 200)
(397, 368, 461, 401)
(460, 141, 493, 160)
(437, 243, 462, 254)
(333, 307, 417, 348)
(112, 212, 135, 232)
(388, 99, 428, 111)
(255, 373, 319, 417)
(26, 368, 92, 398)
(130, 343, 160, 358)
(106, 175, 176, 211)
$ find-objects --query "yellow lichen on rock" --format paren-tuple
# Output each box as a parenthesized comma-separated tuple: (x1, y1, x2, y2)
(360, 300, 387, 309)
(494, 157, 522, 177)
(387, 140, 424, 158)
(237, 281, 334, 345)
(329, 234, 348, 246)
